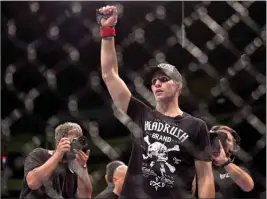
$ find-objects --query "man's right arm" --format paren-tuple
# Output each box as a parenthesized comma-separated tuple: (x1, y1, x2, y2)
(100, 6, 131, 113)
(26, 138, 70, 190)
(101, 37, 131, 113)
(194, 121, 215, 199)
(26, 151, 62, 190)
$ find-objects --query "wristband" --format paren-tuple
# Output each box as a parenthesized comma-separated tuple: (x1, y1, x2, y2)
(222, 159, 231, 167)
(100, 27, 116, 39)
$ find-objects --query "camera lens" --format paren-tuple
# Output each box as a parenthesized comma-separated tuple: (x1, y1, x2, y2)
(78, 136, 88, 146)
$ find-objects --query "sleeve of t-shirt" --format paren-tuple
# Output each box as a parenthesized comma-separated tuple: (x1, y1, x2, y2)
(194, 121, 212, 161)
(126, 96, 151, 123)
(24, 148, 44, 177)
(93, 192, 118, 199)
(108, 192, 119, 199)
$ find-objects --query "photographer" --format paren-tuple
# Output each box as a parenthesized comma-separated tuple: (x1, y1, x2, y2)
(193, 125, 254, 199)
(19, 122, 92, 199)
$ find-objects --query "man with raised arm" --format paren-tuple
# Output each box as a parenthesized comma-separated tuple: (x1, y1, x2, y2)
(96, 5, 215, 199)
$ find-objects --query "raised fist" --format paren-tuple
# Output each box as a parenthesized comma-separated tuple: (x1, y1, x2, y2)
(97, 5, 118, 27)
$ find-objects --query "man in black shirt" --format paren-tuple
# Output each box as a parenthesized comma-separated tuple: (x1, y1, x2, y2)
(95, 164, 128, 199)
(193, 125, 254, 198)
(96, 5, 215, 199)
(19, 122, 92, 199)
(94, 161, 126, 199)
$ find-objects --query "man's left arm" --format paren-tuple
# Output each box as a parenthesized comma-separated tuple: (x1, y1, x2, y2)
(194, 121, 215, 199)
(76, 166, 93, 199)
(71, 150, 92, 199)
(195, 161, 214, 198)
(213, 141, 254, 192)
(224, 162, 254, 192)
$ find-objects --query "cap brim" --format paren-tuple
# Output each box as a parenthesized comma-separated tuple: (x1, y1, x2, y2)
(144, 67, 169, 87)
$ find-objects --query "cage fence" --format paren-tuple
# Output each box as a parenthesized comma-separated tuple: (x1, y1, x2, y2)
(1, 1, 266, 198)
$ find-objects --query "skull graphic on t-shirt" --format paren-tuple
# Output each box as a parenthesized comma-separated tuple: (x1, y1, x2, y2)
(142, 135, 180, 177)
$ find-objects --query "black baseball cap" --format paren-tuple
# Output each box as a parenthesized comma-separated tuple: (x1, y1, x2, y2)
(145, 63, 183, 85)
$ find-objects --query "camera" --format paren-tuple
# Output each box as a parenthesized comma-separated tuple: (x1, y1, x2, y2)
(63, 136, 89, 161)
(71, 136, 89, 151)
(210, 131, 228, 153)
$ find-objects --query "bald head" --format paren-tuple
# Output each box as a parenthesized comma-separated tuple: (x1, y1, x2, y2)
(113, 165, 128, 184)
(105, 160, 125, 183)
(114, 165, 127, 178)
(112, 165, 128, 195)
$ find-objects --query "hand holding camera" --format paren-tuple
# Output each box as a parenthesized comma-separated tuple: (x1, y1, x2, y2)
(54, 137, 71, 159)
(62, 136, 89, 162)
(74, 149, 90, 168)
(212, 140, 228, 166)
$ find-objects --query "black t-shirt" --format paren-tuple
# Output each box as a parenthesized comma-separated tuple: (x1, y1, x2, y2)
(212, 165, 251, 199)
(94, 190, 118, 199)
(119, 97, 212, 199)
(19, 148, 78, 199)
(94, 183, 117, 199)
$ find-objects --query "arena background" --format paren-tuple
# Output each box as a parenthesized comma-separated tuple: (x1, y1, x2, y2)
(1, 1, 266, 198)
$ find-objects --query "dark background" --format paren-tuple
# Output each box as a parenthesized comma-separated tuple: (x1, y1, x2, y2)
(1, 1, 266, 198)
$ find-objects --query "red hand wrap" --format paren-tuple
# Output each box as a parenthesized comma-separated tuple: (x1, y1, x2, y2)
(100, 27, 116, 38)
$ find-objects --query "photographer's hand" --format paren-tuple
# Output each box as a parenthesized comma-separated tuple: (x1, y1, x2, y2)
(75, 150, 90, 167)
(212, 141, 228, 166)
(54, 138, 71, 159)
